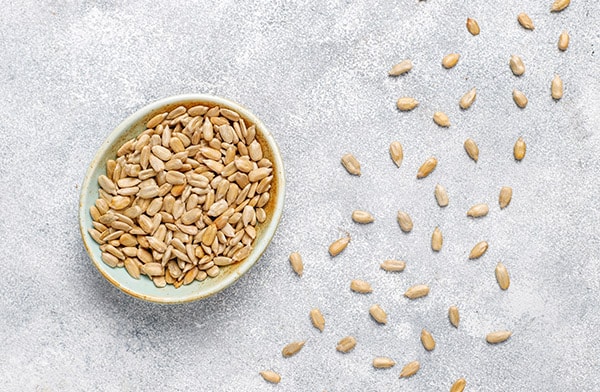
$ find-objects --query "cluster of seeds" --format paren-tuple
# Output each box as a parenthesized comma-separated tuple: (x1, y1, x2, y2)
(259, 1, 570, 387)
(89, 104, 273, 287)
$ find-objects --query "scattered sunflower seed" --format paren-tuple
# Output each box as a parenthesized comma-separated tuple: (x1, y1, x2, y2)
(389, 141, 404, 167)
(450, 378, 467, 392)
(420, 329, 436, 351)
(397, 211, 414, 233)
(552, 75, 563, 100)
(417, 157, 438, 179)
(514, 137, 527, 161)
(336, 336, 357, 353)
(329, 235, 350, 257)
(400, 361, 420, 378)
(341, 153, 361, 176)
(459, 88, 477, 109)
(433, 111, 450, 127)
(352, 210, 375, 224)
(467, 203, 489, 218)
(397, 97, 419, 111)
(517, 13, 535, 30)
(373, 357, 396, 369)
(464, 138, 479, 162)
(259, 370, 281, 384)
(389, 60, 413, 76)
(282, 341, 306, 357)
(466, 18, 480, 35)
(310, 308, 325, 332)
(558, 31, 570, 51)
(469, 241, 489, 259)
(495, 262, 510, 290)
(509, 55, 525, 76)
(499, 186, 513, 209)
(380, 259, 406, 272)
(435, 184, 449, 207)
(486, 330, 512, 344)
(513, 89, 528, 108)
(431, 227, 443, 252)
(350, 279, 373, 294)
(551, 0, 570, 12)
(405, 284, 430, 299)
(369, 304, 388, 324)
(448, 306, 460, 328)
(289, 252, 304, 277)
(442, 53, 460, 69)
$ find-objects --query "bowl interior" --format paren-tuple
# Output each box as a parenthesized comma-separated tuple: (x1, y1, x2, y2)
(79, 95, 285, 303)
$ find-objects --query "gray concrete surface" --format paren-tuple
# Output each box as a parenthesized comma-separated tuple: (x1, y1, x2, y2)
(0, 1, 599, 391)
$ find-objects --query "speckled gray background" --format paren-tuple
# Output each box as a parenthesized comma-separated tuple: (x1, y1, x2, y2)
(0, 0, 599, 391)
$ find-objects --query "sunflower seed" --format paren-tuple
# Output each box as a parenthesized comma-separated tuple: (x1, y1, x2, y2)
(551, 0, 570, 12)
(289, 252, 303, 276)
(329, 235, 350, 257)
(499, 186, 513, 209)
(509, 55, 525, 76)
(431, 227, 443, 252)
(513, 89, 528, 108)
(147, 112, 167, 129)
(517, 13, 534, 30)
(451, 378, 467, 392)
(495, 262, 510, 290)
(448, 306, 460, 328)
(282, 341, 305, 357)
(373, 357, 395, 369)
(259, 370, 281, 384)
(141, 262, 163, 276)
(404, 284, 429, 299)
(514, 137, 526, 161)
(558, 31, 570, 51)
(397, 211, 413, 232)
(420, 329, 436, 351)
(417, 157, 437, 179)
(98, 175, 117, 195)
(442, 53, 460, 69)
(389, 60, 413, 76)
(389, 141, 403, 167)
(309, 308, 325, 332)
(101, 252, 119, 267)
(467, 203, 489, 218)
(341, 153, 361, 176)
(486, 330, 512, 344)
(350, 279, 372, 294)
(464, 138, 479, 162)
(352, 210, 374, 224)
(124, 258, 141, 279)
(336, 336, 357, 353)
(435, 184, 449, 207)
(466, 18, 480, 35)
(369, 304, 387, 324)
(459, 88, 477, 109)
(552, 75, 563, 100)
(380, 259, 406, 272)
(433, 111, 450, 127)
(469, 241, 489, 259)
(400, 361, 420, 378)
(396, 97, 419, 111)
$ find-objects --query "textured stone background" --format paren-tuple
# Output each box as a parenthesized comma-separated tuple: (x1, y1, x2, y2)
(0, 1, 599, 391)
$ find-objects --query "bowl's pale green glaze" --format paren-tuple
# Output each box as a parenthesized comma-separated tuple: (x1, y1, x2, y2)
(79, 95, 285, 304)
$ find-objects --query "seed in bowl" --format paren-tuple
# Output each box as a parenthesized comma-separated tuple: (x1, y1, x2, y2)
(88, 104, 274, 288)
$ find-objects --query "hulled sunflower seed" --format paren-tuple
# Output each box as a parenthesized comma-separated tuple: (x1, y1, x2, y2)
(448, 306, 460, 328)
(551, 0, 570, 12)
(289, 251, 303, 276)
(464, 138, 479, 162)
(442, 53, 460, 69)
(373, 357, 396, 369)
(282, 341, 306, 357)
(397, 211, 413, 233)
(124, 258, 140, 279)
(558, 31, 570, 51)
(352, 210, 374, 224)
(420, 329, 436, 351)
(369, 304, 387, 324)
(459, 88, 477, 109)
(517, 13, 534, 30)
(469, 241, 489, 259)
(341, 153, 361, 176)
(435, 184, 449, 207)
(336, 336, 357, 353)
(495, 262, 510, 290)
(433, 111, 450, 127)
(389, 60, 413, 76)
(514, 137, 526, 161)
(310, 308, 325, 332)
(389, 141, 404, 167)
(400, 361, 420, 378)
(431, 227, 443, 252)
(486, 330, 512, 344)
(350, 279, 373, 294)
(397, 97, 419, 111)
(405, 284, 429, 299)
(509, 55, 525, 76)
(451, 378, 467, 392)
(147, 112, 167, 129)
(513, 89, 528, 108)
(417, 157, 437, 179)
(380, 259, 406, 272)
(467, 203, 489, 218)
(499, 186, 513, 209)
(466, 18, 480, 35)
(329, 235, 350, 257)
(552, 75, 563, 100)
(259, 370, 281, 384)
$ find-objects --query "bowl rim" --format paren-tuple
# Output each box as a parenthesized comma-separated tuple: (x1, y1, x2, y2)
(78, 94, 285, 304)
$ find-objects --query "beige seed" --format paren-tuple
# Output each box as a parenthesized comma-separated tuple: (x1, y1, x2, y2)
(552, 75, 563, 100)
(98, 175, 117, 195)
(389, 141, 403, 167)
(396, 97, 419, 111)
(495, 262, 511, 290)
(101, 252, 119, 268)
(141, 262, 163, 277)
(558, 31, 570, 51)
(551, 0, 570, 12)
(514, 137, 527, 161)
(397, 211, 413, 233)
(435, 184, 449, 207)
(147, 112, 167, 129)
(464, 138, 479, 162)
(469, 241, 489, 259)
(341, 153, 361, 176)
(151, 145, 172, 161)
(448, 306, 460, 328)
(289, 252, 304, 276)
(499, 186, 513, 209)
(467, 203, 489, 218)
(486, 330, 512, 344)
(282, 341, 305, 357)
(431, 227, 443, 252)
(450, 378, 467, 392)
(109, 196, 130, 210)
(509, 55, 525, 76)
(352, 210, 374, 224)
(433, 111, 450, 127)
(124, 258, 141, 279)
(389, 59, 413, 76)
(400, 361, 420, 378)
(417, 157, 437, 179)
(373, 357, 395, 369)
(369, 304, 387, 324)
(380, 259, 406, 272)
(404, 284, 429, 299)
(350, 279, 373, 294)
(329, 235, 350, 257)
(513, 89, 528, 108)
(336, 336, 357, 353)
(459, 88, 477, 109)
(310, 308, 325, 332)
(518, 13, 534, 30)
(420, 329, 436, 351)
(259, 370, 281, 384)
(442, 53, 460, 69)
(466, 18, 480, 36)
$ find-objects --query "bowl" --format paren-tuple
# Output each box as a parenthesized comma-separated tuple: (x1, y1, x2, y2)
(79, 94, 285, 303)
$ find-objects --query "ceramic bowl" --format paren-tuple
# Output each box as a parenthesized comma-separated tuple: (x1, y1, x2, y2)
(79, 94, 285, 303)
